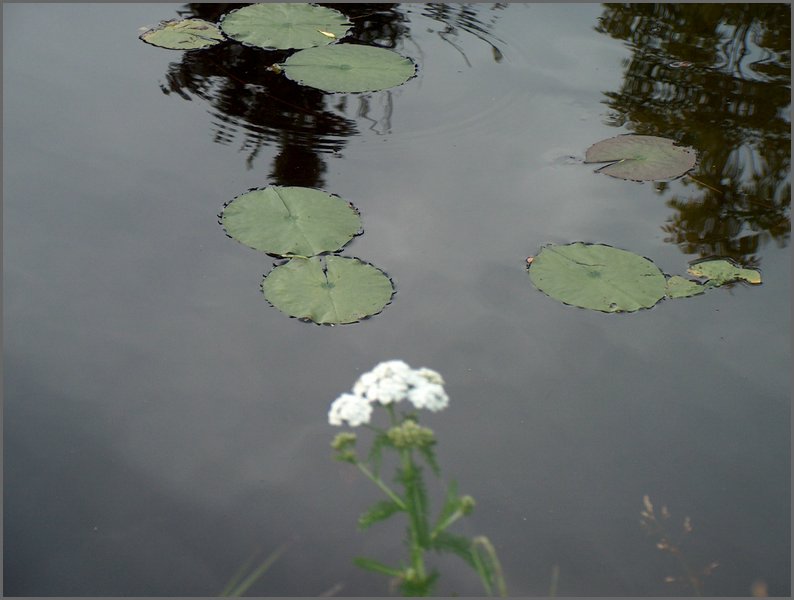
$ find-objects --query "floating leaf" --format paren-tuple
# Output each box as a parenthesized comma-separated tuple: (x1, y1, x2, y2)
(219, 3, 350, 50)
(221, 186, 361, 257)
(527, 243, 667, 312)
(281, 45, 416, 93)
(584, 135, 697, 181)
(139, 19, 225, 50)
(262, 256, 394, 324)
(665, 275, 706, 298)
(687, 259, 762, 286)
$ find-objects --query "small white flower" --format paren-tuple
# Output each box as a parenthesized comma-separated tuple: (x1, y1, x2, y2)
(328, 393, 373, 427)
(407, 382, 449, 412)
(414, 367, 445, 386)
(353, 360, 412, 405)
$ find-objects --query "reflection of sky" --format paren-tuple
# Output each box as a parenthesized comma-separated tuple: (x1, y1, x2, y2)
(4, 3, 790, 597)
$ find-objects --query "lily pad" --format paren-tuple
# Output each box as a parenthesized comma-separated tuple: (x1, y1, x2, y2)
(687, 259, 762, 286)
(219, 3, 351, 50)
(527, 242, 667, 312)
(139, 19, 225, 50)
(281, 45, 416, 93)
(665, 275, 706, 299)
(262, 256, 394, 324)
(221, 186, 361, 257)
(584, 135, 697, 181)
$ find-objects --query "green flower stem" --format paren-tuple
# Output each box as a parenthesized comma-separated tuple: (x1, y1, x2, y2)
(431, 509, 465, 539)
(400, 447, 428, 586)
(354, 461, 406, 510)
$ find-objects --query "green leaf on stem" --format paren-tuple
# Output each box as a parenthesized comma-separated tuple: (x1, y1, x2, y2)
(353, 557, 403, 577)
(368, 431, 395, 478)
(398, 462, 431, 548)
(432, 481, 461, 534)
(417, 444, 440, 476)
(358, 499, 404, 530)
(399, 569, 440, 597)
(430, 531, 476, 568)
(472, 536, 508, 597)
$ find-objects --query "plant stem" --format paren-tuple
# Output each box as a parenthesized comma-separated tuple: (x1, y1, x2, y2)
(401, 447, 428, 587)
(355, 462, 406, 510)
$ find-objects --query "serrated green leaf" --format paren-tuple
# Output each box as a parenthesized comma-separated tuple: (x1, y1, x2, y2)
(222, 186, 361, 257)
(397, 463, 430, 548)
(358, 499, 404, 530)
(584, 135, 697, 181)
(262, 256, 394, 324)
(282, 45, 416, 93)
(368, 432, 395, 477)
(353, 557, 403, 577)
(432, 481, 461, 534)
(417, 444, 440, 477)
(220, 3, 351, 50)
(430, 531, 476, 567)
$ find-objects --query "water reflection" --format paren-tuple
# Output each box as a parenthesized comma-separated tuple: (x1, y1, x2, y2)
(159, 3, 506, 188)
(595, 3, 790, 266)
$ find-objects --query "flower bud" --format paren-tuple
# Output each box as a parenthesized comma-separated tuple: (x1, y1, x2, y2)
(460, 495, 476, 515)
(387, 419, 435, 448)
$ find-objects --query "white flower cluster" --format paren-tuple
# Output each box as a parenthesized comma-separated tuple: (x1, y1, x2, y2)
(329, 360, 449, 427)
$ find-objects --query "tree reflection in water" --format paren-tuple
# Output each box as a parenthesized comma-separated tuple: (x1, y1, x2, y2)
(596, 3, 790, 267)
(158, 3, 506, 190)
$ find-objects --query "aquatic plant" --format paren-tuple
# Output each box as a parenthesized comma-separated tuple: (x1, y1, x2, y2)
(141, 5, 416, 94)
(640, 495, 719, 596)
(329, 361, 507, 597)
(526, 243, 761, 313)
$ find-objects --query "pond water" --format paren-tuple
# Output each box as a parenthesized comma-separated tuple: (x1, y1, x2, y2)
(4, 3, 790, 596)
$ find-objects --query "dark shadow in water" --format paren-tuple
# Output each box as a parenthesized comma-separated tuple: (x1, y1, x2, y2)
(595, 3, 790, 267)
(158, 3, 506, 189)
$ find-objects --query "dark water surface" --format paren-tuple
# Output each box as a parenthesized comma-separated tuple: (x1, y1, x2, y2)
(4, 3, 790, 596)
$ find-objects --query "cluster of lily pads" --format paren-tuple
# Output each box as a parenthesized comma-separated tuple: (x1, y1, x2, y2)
(140, 5, 761, 317)
(525, 133, 761, 313)
(139, 3, 416, 93)
(220, 186, 394, 324)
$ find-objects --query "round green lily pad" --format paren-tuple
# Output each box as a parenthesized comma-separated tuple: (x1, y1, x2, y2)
(262, 256, 394, 324)
(219, 3, 351, 50)
(281, 45, 417, 93)
(528, 242, 667, 312)
(139, 19, 225, 50)
(584, 135, 697, 181)
(221, 186, 361, 257)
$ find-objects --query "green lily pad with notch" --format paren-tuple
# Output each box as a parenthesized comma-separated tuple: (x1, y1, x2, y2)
(687, 258, 762, 286)
(584, 135, 697, 181)
(221, 186, 361, 257)
(219, 3, 351, 50)
(139, 19, 225, 50)
(281, 45, 416, 93)
(527, 242, 667, 313)
(262, 255, 394, 324)
(665, 275, 707, 299)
